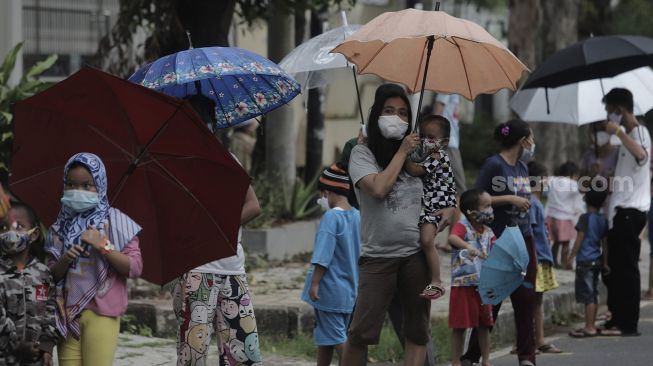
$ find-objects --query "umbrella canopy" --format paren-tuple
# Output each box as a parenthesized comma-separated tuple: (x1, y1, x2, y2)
(10, 67, 251, 285)
(280, 24, 362, 91)
(478, 227, 530, 305)
(331, 8, 528, 99)
(128, 47, 301, 129)
(522, 35, 653, 89)
(511, 66, 653, 125)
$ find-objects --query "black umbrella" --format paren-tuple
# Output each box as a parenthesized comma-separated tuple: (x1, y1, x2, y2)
(522, 35, 653, 89)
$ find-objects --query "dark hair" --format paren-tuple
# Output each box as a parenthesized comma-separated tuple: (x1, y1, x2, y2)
(585, 187, 608, 210)
(494, 119, 531, 150)
(460, 189, 484, 215)
(66, 162, 94, 185)
(527, 161, 548, 189)
(367, 84, 412, 168)
(527, 161, 548, 177)
(9, 202, 46, 262)
(602, 88, 633, 113)
(185, 94, 217, 126)
(557, 161, 579, 177)
(419, 115, 450, 138)
(67, 161, 90, 173)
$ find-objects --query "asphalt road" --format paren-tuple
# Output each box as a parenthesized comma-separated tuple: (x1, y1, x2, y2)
(490, 303, 653, 366)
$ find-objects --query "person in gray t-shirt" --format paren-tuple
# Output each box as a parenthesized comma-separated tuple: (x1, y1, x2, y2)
(341, 84, 431, 366)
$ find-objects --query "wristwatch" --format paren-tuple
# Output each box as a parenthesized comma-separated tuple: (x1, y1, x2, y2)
(100, 239, 116, 256)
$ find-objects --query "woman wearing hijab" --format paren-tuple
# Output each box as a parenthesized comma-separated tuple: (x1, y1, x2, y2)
(46, 153, 143, 366)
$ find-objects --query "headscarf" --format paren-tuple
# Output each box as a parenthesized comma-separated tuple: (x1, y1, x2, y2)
(45, 153, 141, 338)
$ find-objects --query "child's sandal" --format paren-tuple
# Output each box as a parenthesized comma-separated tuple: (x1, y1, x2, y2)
(419, 283, 446, 300)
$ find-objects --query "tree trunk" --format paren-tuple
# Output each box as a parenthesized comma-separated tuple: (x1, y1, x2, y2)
(507, 0, 541, 71)
(175, 0, 236, 49)
(304, 11, 325, 183)
(532, 0, 581, 173)
(265, 5, 296, 188)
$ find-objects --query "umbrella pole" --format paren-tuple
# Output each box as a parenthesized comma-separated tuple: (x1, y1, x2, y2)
(414, 35, 436, 132)
(352, 66, 365, 125)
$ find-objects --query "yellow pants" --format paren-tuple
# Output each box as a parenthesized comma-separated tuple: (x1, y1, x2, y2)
(58, 310, 120, 366)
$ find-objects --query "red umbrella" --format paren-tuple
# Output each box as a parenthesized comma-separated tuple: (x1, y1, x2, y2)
(9, 67, 250, 285)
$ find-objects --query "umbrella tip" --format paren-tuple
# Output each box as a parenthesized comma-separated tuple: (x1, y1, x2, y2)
(186, 30, 194, 49)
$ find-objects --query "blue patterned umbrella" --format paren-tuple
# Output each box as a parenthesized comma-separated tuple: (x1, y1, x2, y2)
(128, 47, 301, 129)
(478, 226, 530, 305)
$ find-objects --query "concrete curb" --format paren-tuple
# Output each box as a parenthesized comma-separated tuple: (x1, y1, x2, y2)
(125, 282, 594, 343)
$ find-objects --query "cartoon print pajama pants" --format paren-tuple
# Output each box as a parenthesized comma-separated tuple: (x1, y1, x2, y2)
(172, 272, 262, 366)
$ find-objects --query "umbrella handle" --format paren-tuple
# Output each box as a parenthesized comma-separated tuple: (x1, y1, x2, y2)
(186, 30, 194, 50)
(352, 66, 365, 126)
(414, 35, 436, 132)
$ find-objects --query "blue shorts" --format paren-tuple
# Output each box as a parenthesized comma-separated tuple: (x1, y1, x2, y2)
(575, 261, 600, 304)
(314, 309, 351, 346)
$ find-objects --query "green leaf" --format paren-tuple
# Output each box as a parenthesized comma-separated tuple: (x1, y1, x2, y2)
(0, 112, 12, 124)
(1, 131, 12, 142)
(0, 42, 23, 85)
(23, 54, 58, 80)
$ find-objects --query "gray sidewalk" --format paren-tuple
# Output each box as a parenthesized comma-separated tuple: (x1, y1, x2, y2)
(53, 238, 652, 365)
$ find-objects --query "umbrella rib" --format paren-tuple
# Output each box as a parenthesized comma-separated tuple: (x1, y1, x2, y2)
(9, 165, 65, 186)
(451, 37, 474, 99)
(144, 156, 234, 248)
(412, 37, 430, 93)
(110, 108, 180, 200)
(86, 125, 136, 160)
(95, 71, 145, 145)
(477, 40, 519, 92)
(358, 42, 389, 74)
(208, 79, 230, 128)
(235, 72, 265, 126)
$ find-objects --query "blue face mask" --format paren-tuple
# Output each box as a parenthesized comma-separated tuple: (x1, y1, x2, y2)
(471, 209, 494, 224)
(0, 228, 35, 255)
(61, 190, 100, 213)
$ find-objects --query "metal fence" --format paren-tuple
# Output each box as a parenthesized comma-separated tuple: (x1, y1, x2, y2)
(22, 0, 119, 76)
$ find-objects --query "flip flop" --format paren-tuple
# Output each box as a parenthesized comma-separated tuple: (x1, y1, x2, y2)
(419, 283, 446, 300)
(569, 328, 598, 338)
(510, 346, 540, 355)
(598, 328, 641, 337)
(537, 344, 563, 353)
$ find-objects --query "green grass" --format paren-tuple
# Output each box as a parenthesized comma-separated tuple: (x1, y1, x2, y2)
(260, 317, 452, 363)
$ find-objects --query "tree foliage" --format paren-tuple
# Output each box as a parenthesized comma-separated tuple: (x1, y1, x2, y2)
(609, 0, 653, 37)
(95, 0, 355, 77)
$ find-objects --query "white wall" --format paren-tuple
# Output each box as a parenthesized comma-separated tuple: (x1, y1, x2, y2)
(0, 0, 24, 86)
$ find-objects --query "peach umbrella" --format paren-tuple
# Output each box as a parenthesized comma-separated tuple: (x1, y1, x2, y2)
(332, 7, 528, 124)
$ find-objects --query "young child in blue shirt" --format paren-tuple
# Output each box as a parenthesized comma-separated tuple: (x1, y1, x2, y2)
(568, 187, 609, 337)
(301, 164, 360, 366)
(527, 161, 562, 354)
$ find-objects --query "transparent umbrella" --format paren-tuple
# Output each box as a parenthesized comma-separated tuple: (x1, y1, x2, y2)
(280, 12, 365, 124)
(279, 24, 362, 91)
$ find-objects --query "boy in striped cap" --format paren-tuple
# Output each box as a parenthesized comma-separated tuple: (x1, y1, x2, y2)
(301, 164, 361, 366)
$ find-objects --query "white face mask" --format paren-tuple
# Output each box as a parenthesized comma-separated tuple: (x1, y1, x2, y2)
(378, 115, 408, 140)
(520, 143, 536, 161)
(316, 196, 330, 211)
(608, 112, 622, 124)
(596, 131, 610, 146)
